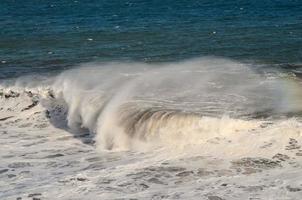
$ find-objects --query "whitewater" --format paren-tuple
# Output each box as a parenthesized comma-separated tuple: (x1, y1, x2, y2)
(1, 58, 302, 200)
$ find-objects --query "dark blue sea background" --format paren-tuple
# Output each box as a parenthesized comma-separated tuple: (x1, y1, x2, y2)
(1, 0, 301, 78)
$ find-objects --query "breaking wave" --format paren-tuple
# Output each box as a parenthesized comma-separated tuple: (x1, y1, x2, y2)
(1, 57, 302, 151)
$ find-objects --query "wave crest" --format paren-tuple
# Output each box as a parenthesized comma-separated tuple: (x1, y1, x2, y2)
(1, 57, 302, 150)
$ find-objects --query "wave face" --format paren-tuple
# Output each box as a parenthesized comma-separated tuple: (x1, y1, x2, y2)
(2, 57, 302, 150)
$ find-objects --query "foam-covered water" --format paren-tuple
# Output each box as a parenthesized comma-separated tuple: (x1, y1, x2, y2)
(1, 58, 302, 199)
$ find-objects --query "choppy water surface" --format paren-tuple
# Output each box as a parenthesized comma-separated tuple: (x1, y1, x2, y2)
(1, 0, 302, 78)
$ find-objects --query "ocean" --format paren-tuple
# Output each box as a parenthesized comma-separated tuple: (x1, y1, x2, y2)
(1, 0, 302, 78)
(1, 1, 302, 200)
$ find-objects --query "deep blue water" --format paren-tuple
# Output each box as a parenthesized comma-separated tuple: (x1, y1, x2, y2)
(1, 0, 302, 78)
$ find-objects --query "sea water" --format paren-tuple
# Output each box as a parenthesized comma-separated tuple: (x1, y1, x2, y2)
(1, 1, 302, 200)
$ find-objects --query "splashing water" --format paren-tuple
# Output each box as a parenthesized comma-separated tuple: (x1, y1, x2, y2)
(2, 57, 302, 151)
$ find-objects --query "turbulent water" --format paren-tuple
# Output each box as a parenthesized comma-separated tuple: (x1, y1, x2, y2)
(1, 1, 302, 200)
(1, 58, 302, 199)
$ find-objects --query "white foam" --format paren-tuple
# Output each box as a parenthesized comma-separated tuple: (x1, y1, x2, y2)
(1, 58, 302, 199)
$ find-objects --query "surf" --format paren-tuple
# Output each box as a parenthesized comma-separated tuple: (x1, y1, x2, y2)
(1, 57, 302, 152)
